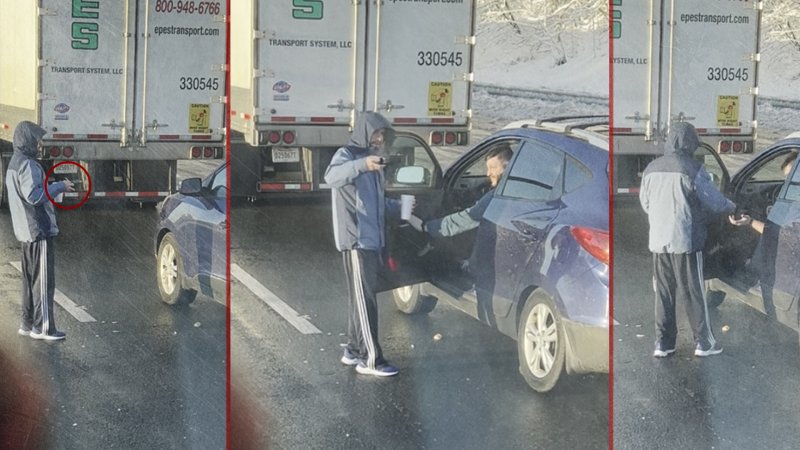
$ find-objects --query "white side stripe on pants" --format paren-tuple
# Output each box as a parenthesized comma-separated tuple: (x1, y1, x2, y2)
(9, 261, 97, 323)
(696, 252, 716, 346)
(351, 251, 376, 369)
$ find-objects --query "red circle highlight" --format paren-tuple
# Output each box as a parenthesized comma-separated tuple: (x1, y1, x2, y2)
(45, 161, 91, 210)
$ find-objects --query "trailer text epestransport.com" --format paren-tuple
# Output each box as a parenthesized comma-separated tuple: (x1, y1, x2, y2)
(680, 12, 750, 25)
(154, 25, 220, 37)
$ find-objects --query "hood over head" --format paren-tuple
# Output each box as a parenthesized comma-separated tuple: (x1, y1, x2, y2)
(666, 122, 701, 156)
(348, 111, 394, 151)
(13, 121, 47, 158)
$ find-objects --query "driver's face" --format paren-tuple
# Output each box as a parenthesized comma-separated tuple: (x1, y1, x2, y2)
(486, 155, 505, 187)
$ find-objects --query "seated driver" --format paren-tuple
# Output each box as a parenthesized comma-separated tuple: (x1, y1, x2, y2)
(729, 151, 798, 233)
(408, 144, 513, 238)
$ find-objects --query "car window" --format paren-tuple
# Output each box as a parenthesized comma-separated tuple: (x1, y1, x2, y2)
(747, 156, 790, 183)
(385, 135, 437, 189)
(460, 139, 521, 177)
(211, 166, 227, 199)
(501, 140, 564, 201)
(564, 155, 593, 193)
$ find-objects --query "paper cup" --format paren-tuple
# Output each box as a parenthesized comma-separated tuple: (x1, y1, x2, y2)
(55, 192, 64, 203)
(401, 194, 414, 220)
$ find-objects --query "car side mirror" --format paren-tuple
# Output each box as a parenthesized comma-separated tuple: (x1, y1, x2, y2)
(395, 166, 427, 185)
(179, 177, 203, 195)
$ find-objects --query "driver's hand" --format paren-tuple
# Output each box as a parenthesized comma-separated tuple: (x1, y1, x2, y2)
(728, 214, 751, 226)
(62, 179, 75, 192)
(406, 214, 424, 233)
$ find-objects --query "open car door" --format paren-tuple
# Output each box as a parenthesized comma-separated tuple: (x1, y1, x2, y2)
(376, 132, 444, 293)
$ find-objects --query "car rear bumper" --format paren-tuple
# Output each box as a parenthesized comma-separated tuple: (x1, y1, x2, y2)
(562, 318, 609, 374)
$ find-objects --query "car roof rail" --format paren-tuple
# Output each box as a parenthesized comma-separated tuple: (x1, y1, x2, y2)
(504, 116, 609, 150)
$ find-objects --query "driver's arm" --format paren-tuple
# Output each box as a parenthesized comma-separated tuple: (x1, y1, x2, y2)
(424, 189, 493, 238)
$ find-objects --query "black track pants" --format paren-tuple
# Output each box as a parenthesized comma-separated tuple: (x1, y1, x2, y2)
(20, 238, 58, 334)
(653, 251, 717, 349)
(342, 249, 384, 368)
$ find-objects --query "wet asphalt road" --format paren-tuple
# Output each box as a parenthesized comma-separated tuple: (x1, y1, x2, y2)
(228, 192, 609, 449)
(613, 201, 800, 449)
(0, 161, 225, 449)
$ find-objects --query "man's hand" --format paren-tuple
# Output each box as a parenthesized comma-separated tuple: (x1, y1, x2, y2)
(63, 179, 75, 192)
(365, 155, 385, 172)
(406, 214, 424, 233)
(728, 214, 751, 226)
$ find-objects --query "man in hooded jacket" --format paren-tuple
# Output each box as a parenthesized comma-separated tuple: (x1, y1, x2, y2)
(6, 121, 74, 341)
(639, 122, 735, 358)
(325, 111, 402, 377)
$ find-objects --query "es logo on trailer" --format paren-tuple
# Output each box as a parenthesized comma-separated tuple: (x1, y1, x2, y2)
(72, 0, 99, 50)
(292, 0, 323, 20)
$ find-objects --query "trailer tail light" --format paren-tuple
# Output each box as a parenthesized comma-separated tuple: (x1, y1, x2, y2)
(267, 131, 281, 144)
(282, 131, 295, 145)
(719, 141, 731, 154)
(445, 132, 456, 145)
(49, 146, 61, 158)
(202, 147, 213, 158)
(570, 226, 610, 265)
(62, 146, 74, 158)
(190, 146, 202, 158)
(430, 131, 443, 145)
(732, 141, 743, 153)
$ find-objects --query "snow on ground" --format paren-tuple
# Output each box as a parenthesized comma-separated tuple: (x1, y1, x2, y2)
(472, 22, 800, 136)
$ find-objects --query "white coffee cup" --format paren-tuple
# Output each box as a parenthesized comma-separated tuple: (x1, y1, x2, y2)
(55, 192, 64, 203)
(401, 194, 414, 220)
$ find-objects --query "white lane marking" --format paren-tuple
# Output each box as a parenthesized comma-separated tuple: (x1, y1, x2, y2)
(231, 263, 322, 335)
(10, 262, 97, 323)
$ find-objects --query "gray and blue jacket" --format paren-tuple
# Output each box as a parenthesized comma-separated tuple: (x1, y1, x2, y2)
(6, 121, 68, 243)
(325, 112, 400, 251)
(639, 122, 735, 253)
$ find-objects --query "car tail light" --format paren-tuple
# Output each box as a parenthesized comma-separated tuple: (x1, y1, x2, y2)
(49, 146, 61, 158)
(282, 131, 295, 145)
(732, 141, 743, 153)
(430, 131, 443, 145)
(445, 132, 456, 145)
(62, 146, 74, 158)
(386, 256, 398, 272)
(203, 147, 214, 158)
(570, 226, 610, 265)
(268, 131, 281, 144)
(191, 146, 202, 158)
(719, 141, 731, 154)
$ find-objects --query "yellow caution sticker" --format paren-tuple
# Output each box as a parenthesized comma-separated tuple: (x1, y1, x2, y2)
(717, 96, 739, 127)
(428, 82, 452, 116)
(189, 103, 211, 133)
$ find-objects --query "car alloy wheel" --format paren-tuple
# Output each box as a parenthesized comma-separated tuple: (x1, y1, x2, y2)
(156, 233, 197, 305)
(517, 290, 565, 392)
(392, 284, 437, 315)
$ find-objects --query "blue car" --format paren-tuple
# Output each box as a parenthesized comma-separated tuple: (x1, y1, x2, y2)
(380, 117, 610, 392)
(154, 163, 227, 305)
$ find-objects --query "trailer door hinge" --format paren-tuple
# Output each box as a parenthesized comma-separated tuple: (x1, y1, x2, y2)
(458, 72, 474, 82)
(38, 7, 57, 16)
(749, 86, 759, 96)
(212, 96, 228, 104)
(37, 93, 56, 101)
(38, 59, 53, 67)
(254, 69, 275, 78)
(327, 100, 355, 112)
(457, 35, 477, 46)
(749, 53, 761, 62)
(212, 63, 229, 72)
(254, 30, 271, 40)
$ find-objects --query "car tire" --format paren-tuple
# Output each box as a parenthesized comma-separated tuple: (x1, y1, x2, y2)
(393, 284, 437, 315)
(706, 289, 726, 309)
(157, 233, 197, 305)
(517, 290, 565, 393)
(0, 156, 8, 209)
